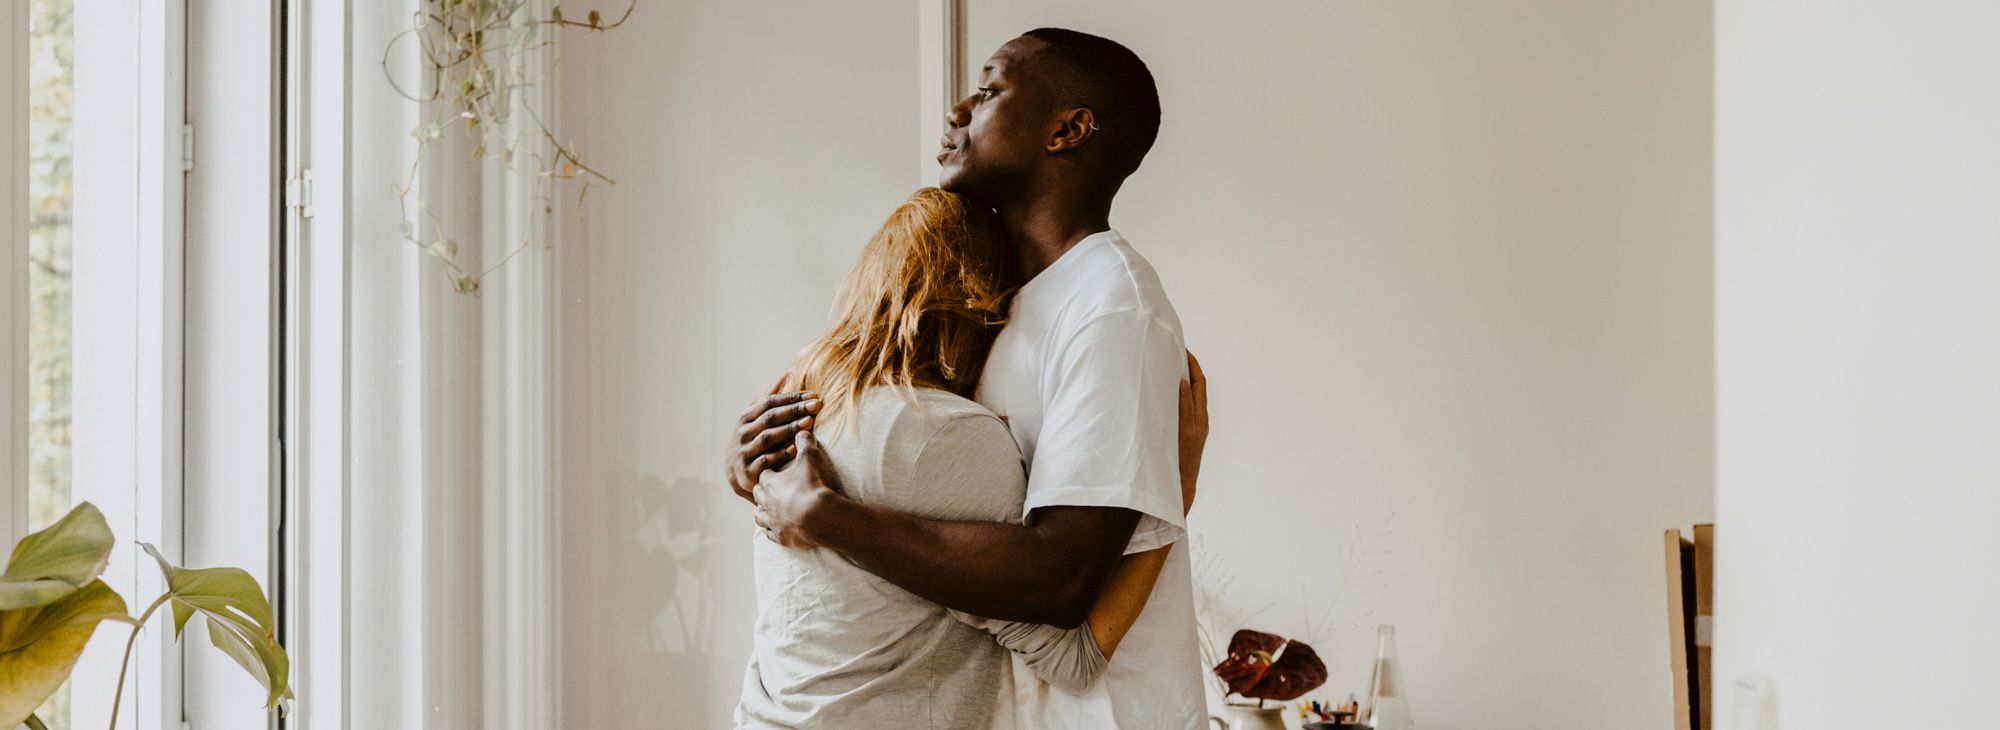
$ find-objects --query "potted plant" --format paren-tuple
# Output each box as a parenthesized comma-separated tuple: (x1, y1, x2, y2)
(1209, 628, 1328, 730)
(0, 503, 291, 729)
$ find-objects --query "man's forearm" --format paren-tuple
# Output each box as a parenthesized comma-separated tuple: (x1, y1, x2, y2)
(799, 491, 1138, 627)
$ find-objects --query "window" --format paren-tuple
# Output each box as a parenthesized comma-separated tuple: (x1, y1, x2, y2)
(25, 0, 74, 726)
(25, 0, 68, 534)
(7, 2, 186, 728)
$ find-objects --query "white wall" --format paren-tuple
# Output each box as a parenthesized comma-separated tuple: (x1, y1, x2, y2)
(1714, 1, 2000, 727)
(555, 2, 920, 726)
(962, 4, 1714, 727)
(559, 2, 1714, 728)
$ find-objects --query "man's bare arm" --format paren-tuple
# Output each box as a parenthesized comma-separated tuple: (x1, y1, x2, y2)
(754, 434, 1139, 628)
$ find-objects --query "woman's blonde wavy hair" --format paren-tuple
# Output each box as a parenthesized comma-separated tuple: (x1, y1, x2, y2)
(783, 188, 1017, 436)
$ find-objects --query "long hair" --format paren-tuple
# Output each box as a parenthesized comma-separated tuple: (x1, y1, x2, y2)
(783, 188, 1016, 435)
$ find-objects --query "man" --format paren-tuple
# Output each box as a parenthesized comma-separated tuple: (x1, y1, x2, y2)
(728, 28, 1206, 728)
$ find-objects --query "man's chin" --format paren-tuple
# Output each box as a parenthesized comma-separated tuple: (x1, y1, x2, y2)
(937, 166, 969, 194)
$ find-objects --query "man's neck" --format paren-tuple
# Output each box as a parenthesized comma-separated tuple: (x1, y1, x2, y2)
(998, 187, 1113, 280)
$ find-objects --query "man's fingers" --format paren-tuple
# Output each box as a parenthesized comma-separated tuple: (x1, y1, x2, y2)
(729, 380, 804, 507)
(1185, 350, 1208, 410)
(796, 429, 829, 470)
(726, 447, 754, 501)
(748, 396, 821, 434)
(745, 416, 813, 457)
(739, 390, 813, 425)
(746, 449, 796, 482)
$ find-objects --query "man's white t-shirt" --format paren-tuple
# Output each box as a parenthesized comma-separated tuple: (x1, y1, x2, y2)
(975, 230, 1206, 729)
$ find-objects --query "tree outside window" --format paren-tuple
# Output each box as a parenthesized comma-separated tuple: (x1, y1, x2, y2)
(28, 0, 75, 726)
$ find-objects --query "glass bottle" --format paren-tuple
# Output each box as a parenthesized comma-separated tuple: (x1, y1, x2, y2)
(1365, 624, 1415, 729)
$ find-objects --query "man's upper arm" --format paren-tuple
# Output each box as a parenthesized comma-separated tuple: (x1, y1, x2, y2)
(1029, 308, 1189, 554)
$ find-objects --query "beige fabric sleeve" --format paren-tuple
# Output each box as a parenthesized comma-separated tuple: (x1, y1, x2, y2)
(950, 611, 1109, 693)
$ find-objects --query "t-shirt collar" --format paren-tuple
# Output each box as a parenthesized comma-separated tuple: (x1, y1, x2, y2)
(1022, 229, 1120, 293)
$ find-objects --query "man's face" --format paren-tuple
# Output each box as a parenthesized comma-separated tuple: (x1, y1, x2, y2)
(938, 38, 1056, 203)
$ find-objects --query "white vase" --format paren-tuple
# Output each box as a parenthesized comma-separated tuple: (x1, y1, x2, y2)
(1207, 705, 1289, 730)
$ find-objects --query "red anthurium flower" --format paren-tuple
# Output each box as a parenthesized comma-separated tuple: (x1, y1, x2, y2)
(1212, 629, 1328, 701)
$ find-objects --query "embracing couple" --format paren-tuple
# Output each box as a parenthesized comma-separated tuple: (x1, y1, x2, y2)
(726, 28, 1209, 729)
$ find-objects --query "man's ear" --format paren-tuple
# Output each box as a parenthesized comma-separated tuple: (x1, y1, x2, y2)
(1047, 107, 1097, 153)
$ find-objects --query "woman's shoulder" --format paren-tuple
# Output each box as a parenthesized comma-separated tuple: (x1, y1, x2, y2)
(856, 387, 1010, 454)
(858, 386, 998, 423)
(852, 387, 1024, 519)
(908, 387, 1002, 422)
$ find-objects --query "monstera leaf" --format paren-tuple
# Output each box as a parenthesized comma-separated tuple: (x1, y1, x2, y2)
(142, 544, 292, 710)
(0, 503, 115, 610)
(0, 579, 132, 726)
(1212, 628, 1328, 701)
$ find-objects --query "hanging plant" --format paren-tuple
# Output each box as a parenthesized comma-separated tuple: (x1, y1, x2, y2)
(384, 0, 634, 294)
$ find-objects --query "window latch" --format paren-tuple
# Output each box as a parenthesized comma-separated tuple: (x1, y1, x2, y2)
(285, 170, 315, 219)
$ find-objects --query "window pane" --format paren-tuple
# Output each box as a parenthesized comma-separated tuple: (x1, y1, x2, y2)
(28, 0, 74, 727)
(28, 0, 72, 526)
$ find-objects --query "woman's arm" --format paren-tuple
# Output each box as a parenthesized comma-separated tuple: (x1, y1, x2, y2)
(947, 543, 1169, 692)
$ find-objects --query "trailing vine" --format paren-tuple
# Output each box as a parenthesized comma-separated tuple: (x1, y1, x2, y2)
(384, 0, 634, 294)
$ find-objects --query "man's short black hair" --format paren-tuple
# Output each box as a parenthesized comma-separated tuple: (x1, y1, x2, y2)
(1022, 28, 1161, 179)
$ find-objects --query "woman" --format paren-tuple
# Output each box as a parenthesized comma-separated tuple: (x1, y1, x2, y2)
(734, 188, 1196, 729)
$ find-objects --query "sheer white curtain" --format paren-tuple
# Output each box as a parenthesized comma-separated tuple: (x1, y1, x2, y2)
(332, 1, 560, 728)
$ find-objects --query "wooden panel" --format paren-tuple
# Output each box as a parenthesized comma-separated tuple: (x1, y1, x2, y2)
(1664, 529, 1695, 730)
(1694, 524, 1715, 730)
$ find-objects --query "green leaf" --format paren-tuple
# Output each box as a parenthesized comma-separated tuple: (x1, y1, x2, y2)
(0, 504, 114, 610)
(0, 580, 133, 727)
(142, 544, 293, 709)
(551, 4, 563, 23)
(422, 239, 458, 262)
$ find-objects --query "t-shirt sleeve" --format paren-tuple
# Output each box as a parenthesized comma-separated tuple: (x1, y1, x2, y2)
(898, 406, 1028, 522)
(1028, 308, 1187, 554)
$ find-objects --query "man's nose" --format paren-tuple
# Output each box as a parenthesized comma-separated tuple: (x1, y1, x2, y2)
(944, 96, 972, 129)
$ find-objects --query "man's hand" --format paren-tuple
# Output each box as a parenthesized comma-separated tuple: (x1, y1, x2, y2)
(1179, 350, 1209, 514)
(752, 430, 847, 548)
(725, 386, 820, 503)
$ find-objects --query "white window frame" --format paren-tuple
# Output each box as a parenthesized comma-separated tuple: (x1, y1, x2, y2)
(1, 2, 187, 728)
(70, 1, 188, 728)
(0, 0, 28, 552)
(294, 0, 348, 726)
